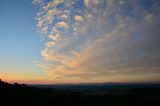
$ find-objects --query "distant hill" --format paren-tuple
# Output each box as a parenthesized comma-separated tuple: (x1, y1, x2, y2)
(31, 82, 160, 90)
(0, 79, 160, 106)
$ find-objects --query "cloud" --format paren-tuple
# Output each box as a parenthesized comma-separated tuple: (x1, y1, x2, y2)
(56, 21, 68, 28)
(48, 34, 59, 41)
(74, 15, 83, 21)
(33, 0, 160, 82)
(61, 14, 68, 19)
(46, 42, 55, 48)
(32, 0, 44, 5)
(84, 0, 100, 7)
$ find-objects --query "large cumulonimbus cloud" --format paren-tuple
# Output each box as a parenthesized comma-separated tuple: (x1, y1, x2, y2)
(33, 0, 160, 82)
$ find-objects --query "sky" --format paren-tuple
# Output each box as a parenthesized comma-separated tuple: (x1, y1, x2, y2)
(0, 0, 160, 84)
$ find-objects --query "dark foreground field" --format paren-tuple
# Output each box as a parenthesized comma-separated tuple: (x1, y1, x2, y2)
(0, 80, 160, 106)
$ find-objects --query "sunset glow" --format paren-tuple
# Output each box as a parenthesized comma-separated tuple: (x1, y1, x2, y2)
(0, 0, 160, 84)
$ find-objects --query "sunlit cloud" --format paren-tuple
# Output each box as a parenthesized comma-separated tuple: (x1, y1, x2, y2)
(74, 15, 83, 21)
(33, 0, 160, 82)
(56, 21, 68, 28)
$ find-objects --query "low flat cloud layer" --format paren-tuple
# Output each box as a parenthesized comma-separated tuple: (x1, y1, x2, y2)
(33, 0, 160, 82)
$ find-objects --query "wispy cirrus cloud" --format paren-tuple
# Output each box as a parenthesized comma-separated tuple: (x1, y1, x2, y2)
(33, 0, 160, 82)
